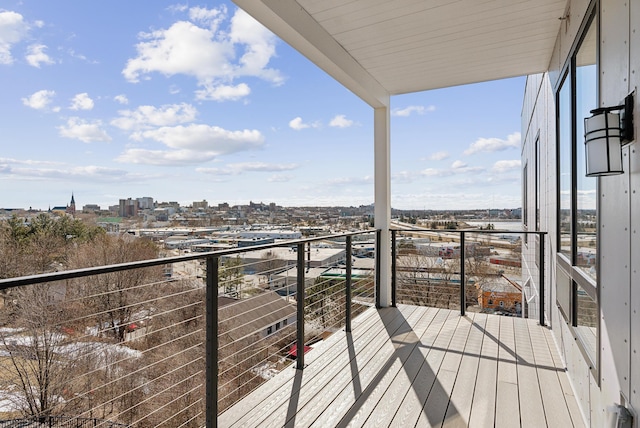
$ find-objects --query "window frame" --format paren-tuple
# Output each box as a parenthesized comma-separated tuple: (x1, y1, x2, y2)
(554, 0, 600, 380)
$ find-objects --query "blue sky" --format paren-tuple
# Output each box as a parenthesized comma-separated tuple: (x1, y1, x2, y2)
(0, 1, 524, 211)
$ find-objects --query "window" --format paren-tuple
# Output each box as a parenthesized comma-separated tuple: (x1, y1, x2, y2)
(556, 7, 598, 369)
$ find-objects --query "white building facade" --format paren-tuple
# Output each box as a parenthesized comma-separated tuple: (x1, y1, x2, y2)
(522, 0, 639, 424)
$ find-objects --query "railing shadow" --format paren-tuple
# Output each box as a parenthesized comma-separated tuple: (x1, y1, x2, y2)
(335, 307, 461, 427)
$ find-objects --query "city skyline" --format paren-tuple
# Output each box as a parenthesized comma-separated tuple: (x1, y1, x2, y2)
(1, 1, 524, 211)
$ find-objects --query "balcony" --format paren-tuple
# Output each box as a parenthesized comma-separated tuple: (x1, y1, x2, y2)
(0, 228, 582, 427)
(220, 305, 580, 427)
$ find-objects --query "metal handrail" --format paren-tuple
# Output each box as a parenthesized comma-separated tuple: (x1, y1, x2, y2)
(0, 229, 377, 428)
(390, 228, 548, 325)
(0, 230, 374, 290)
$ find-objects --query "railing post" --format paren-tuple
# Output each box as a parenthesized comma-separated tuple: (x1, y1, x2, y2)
(460, 231, 466, 316)
(345, 236, 352, 332)
(391, 230, 397, 307)
(206, 255, 218, 428)
(539, 232, 546, 326)
(296, 243, 306, 369)
(375, 229, 381, 308)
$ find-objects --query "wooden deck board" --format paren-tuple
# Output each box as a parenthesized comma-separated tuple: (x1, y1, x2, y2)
(296, 304, 426, 426)
(513, 317, 546, 428)
(495, 317, 520, 428)
(467, 313, 500, 427)
(219, 306, 586, 428)
(245, 305, 420, 428)
(413, 311, 474, 427)
(343, 307, 444, 428)
(324, 306, 444, 427)
(219, 305, 394, 428)
(527, 319, 583, 427)
(441, 313, 487, 428)
(388, 310, 457, 427)
(355, 308, 457, 428)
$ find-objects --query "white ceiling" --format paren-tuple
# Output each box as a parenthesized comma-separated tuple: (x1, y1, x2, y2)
(233, 0, 568, 107)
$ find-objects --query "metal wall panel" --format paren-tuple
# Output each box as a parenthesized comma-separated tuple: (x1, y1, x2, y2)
(599, 153, 631, 403)
(628, 0, 640, 416)
(599, 0, 632, 406)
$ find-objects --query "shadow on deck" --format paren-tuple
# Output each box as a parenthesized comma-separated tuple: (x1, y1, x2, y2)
(219, 305, 584, 428)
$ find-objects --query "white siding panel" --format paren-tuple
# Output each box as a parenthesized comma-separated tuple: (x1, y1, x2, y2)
(599, 0, 632, 406)
(629, 144, 640, 418)
(599, 156, 631, 405)
(629, 0, 640, 415)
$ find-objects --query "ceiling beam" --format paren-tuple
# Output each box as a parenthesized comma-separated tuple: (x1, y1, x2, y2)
(233, 0, 390, 108)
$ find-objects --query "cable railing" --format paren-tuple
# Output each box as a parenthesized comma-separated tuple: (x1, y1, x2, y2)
(0, 226, 547, 427)
(0, 230, 376, 428)
(391, 228, 547, 325)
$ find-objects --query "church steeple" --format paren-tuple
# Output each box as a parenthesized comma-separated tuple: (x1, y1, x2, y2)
(66, 192, 76, 216)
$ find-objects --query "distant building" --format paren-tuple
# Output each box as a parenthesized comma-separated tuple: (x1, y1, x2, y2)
(66, 193, 76, 216)
(478, 276, 522, 315)
(50, 193, 76, 217)
(119, 198, 138, 217)
(137, 197, 154, 210)
(193, 200, 209, 209)
(82, 204, 101, 213)
(219, 292, 296, 340)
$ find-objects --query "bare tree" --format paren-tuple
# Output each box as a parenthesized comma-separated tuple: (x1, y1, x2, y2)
(70, 234, 161, 342)
(0, 282, 76, 419)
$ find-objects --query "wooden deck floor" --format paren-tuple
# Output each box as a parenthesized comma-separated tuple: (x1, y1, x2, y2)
(219, 305, 585, 428)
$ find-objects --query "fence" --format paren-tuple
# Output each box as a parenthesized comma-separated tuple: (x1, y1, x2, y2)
(391, 229, 547, 325)
(0, 227, 546, 427)
(0, 231, 375, 428)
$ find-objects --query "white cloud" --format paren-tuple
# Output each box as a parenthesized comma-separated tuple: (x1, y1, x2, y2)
(114, 94, 129, 105)
(120, 124, 265, 165)
(0, 157, 61, 166)
(122, 7, 281, 100)
(491, 159, 521, 173)
(228, 9, 282, 84)
(464, 132, 521, 155)
(197, 162, 298, 175)
(268, 174, 293, 182)
(189, 5, 226, 29)
(25, 44, 54, 67)
(116, 148, 217, 166)
(451, 160, 467, 169)
(289, 117, 319, 130)
(122, 20, 234, 83)
(0, 164, 150, 182)
(392, 171, 419, 183)
(428, 151, 449, 161)
(391, 105, 435, 117)
(22, 89, 55, 110)
(111, 103, 197, 131)
(329, 114, 354, 128)
(0, 11, 29, 65)
(421, 168, 453, 177)
(195, 83, 250, 101)
(227, 162, 298, 172)
(195, 167, 235, 175)
(326, 176, 373, 186)
(58, 117, 111, 143)
(69, 93, 94, 111)
(421, 162, 484, 177)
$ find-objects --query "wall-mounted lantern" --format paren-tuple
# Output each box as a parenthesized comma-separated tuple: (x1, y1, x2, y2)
(583, 92, 634, 177)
